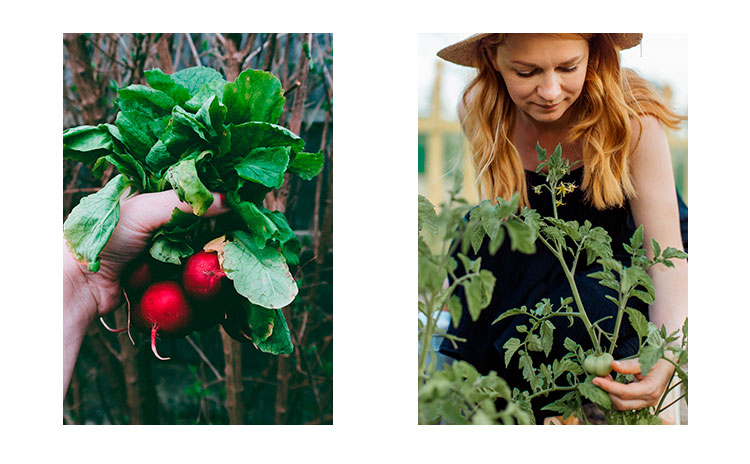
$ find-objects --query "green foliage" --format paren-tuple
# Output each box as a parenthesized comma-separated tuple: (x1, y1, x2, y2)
(419, 143, 688, 425)
(492, 143, 689, 424)
(63, 66, 325, 355)
(419, 361, 533, 425)
(418, 175, 537, 424)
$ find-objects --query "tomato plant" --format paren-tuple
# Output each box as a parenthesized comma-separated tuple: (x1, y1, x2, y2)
(420, 143, 689, 425)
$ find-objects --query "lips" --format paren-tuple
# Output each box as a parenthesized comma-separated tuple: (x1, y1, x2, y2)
(536, 102, 562, 110)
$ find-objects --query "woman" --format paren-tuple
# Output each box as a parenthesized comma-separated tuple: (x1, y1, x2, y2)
(436, 34, 688, 418)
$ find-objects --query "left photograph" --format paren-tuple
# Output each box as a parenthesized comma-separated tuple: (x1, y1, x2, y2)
(63, 33, 333, 425)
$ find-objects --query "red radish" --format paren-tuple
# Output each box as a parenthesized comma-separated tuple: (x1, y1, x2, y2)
(134, 281, 195, 360)
(182, 251, 226, 301)
(123, 260, 154, 294)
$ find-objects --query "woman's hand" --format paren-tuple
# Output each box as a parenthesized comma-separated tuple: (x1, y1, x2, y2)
(592, 357, 674, 411)
(63, 189, 228, 399)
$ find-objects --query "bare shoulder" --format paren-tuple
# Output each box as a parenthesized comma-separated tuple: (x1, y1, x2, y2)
(627, 113, 681, 248)
(629, 114, 670, 166)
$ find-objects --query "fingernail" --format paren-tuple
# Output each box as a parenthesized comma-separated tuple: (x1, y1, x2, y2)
(219, 193, 227, 207)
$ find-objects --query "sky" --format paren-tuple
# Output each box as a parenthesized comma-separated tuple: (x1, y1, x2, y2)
(418, 33, 688, 120)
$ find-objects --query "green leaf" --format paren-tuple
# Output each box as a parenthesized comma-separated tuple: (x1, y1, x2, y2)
(651, 238, 661, 259)
(229, 121, 305, 158)
(505, 218, 536, 254)
(539, 391, 580, 418)
(630, 288, 654, 305)
(463, 276, 484, 321)
(184, 80, 228, 112)
(417, 195, 438, 235)
(235, 146, 290, 189)
(149, 235, 194, 265)
(145, 68, 191, 105)
(639, 341, 664, 376)
(246, 303, 275, 342)
(540, 320, 555, 357)
(578, 377, 612, 410)
(165, 158, 214, 216)
(226, 191, 277, 248)
(518, 351, 537, 388)
(288, 151, 324, 180)
(630, 225, 644, 250)
(62, 125, 114, 164)
(223, 69, 286, 124)
(447, 295, 463, 329)
(116, 84, 176, 114)
(624, 307, 650, 340)
(194, 95, 227, 139)
(223, 230, 298, 309)
(264, 209, 302, 267)
(171, 66, 226, 97)
(147, 207, 202, 264)
(63, 175, 129, 272)
(255, 308, 294, 355)
(92, 152, 149, 191)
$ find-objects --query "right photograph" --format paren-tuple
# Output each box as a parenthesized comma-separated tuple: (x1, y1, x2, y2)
(418, 33, 688, 425)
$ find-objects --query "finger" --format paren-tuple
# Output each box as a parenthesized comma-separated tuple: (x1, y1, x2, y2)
(592, 375, 651, 400)
(609, 396, 652, 412)
(121, 190, 229, 236)
(611, 358, 642, 375)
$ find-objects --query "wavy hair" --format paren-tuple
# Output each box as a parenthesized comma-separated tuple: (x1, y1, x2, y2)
(460, 33, 685, 209)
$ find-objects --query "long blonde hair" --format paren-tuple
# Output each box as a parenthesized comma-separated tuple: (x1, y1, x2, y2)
(460, 33, 685, 209)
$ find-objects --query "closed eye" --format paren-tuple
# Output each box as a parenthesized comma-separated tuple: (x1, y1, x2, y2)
(515, 66, 578, 78)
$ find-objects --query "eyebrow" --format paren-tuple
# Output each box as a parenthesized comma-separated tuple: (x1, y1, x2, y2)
(511, 55, 583, 68)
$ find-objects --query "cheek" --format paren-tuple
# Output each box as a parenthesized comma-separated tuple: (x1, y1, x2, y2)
(505, 79, 536, 104)
(564, 72, 587, 98)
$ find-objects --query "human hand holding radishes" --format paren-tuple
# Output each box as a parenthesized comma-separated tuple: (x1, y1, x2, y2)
(63, 190, 228, 398)
(592, 357, 674, 411)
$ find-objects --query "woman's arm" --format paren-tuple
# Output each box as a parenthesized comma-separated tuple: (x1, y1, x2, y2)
(593, 115, 688, 411)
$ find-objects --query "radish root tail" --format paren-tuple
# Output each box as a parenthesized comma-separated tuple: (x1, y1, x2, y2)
(150, 324, 170, 361)
(123, 289, 135, 346)
(99, 317, 127, 333)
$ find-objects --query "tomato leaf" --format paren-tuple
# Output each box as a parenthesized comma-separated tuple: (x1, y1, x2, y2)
(578, 377, 612, 410)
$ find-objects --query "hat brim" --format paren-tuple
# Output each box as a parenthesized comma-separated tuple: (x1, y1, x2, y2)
(437, 33, 643, 67)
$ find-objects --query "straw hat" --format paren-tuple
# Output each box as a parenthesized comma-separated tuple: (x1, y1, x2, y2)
(437, 33, 643, 67)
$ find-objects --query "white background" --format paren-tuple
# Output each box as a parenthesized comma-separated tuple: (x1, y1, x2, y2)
(1, 0, 748, 462)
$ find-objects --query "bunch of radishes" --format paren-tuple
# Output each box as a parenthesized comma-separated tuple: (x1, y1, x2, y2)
(119, 249, 243, 360)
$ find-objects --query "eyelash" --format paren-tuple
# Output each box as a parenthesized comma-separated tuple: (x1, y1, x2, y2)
(516, 66, 578, 78)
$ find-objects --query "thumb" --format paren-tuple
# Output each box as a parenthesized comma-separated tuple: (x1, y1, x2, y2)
(611, 358, 642, 375)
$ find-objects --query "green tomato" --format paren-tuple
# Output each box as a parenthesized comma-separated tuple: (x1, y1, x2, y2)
(583, 352, 614, 377)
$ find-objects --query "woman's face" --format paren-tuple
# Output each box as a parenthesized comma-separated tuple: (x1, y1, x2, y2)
(494, 34, 589, 125)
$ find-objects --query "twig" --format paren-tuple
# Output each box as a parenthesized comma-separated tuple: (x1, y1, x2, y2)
(185, 335, 223, 381)
(185, 33, 202, 67)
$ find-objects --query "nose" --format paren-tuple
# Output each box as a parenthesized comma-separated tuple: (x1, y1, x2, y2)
(537, 74, 562, 102)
